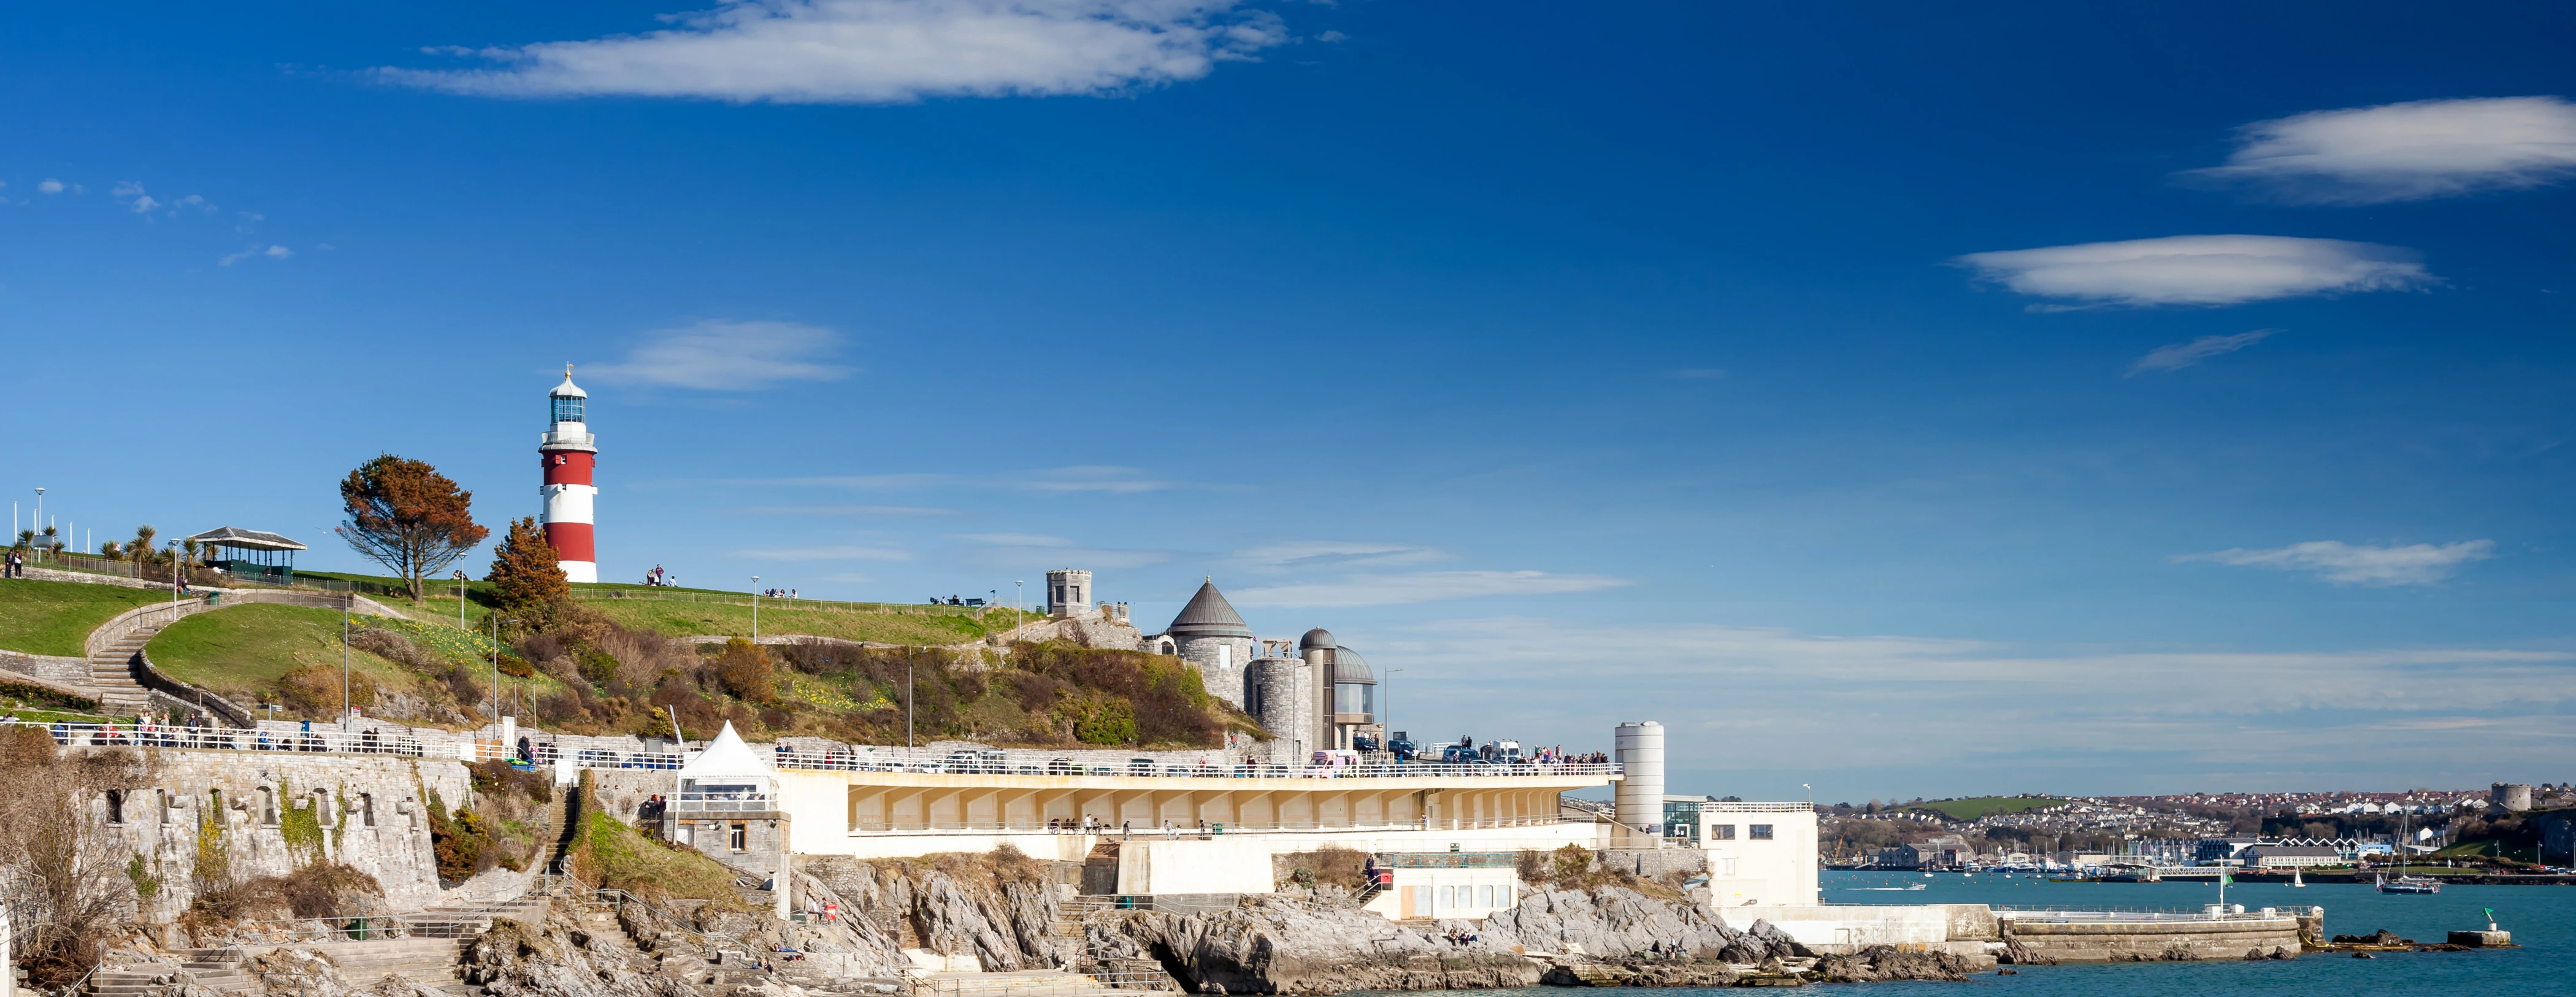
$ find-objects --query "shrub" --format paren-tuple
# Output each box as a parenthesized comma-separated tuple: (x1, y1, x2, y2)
(277, 665, 377, 717)
(711, 638, 781, 706)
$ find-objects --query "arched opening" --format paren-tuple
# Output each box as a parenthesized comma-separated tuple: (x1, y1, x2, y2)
(105, 790, 126, 825)
(360, 793, 377, 827)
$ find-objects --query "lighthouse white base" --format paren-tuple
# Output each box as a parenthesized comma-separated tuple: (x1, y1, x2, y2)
(561, 560, 597, 583)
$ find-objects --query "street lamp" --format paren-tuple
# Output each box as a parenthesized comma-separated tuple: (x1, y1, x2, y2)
(342, 590, 354, 725)
(1386, 668, 1404, 756)
(1014, 580, 1023, 617)
(750, 575, 761, 644)
(29, 488, 40, 563)
(453, 570, 469, 631)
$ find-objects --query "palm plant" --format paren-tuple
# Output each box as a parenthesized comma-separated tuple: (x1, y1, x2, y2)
(98, 541, 125, 560)
(130, 525, 158, 562)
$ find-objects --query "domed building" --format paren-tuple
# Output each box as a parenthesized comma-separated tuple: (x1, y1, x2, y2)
(1141, 579, 1383, 761)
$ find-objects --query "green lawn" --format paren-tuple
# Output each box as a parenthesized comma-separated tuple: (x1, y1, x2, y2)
(0, 577, 171, 655)
(582, 598, 1037, 645)
(1902, 796, 2070, 821)
(147, 603, 415, 704)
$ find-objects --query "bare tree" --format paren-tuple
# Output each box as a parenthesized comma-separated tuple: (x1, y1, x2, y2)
(0, 729, 153, 987)
(334, 453, 491, 602)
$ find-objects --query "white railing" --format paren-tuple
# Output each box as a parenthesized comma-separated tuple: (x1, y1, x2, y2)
(16, 718, 429, 756)
(1701, 802, 1814, 813)
(670, 793, 774, 812)
(29, 717, 1619, 782)
(837, 816, 1589, 834)
(1995, 904, 2320, 923)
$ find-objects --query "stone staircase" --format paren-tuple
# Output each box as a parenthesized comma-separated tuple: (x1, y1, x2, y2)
(87, 962, 187, 997)
(85, 628, 163, 716)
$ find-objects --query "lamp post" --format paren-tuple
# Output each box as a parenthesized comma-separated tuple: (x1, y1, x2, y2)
(342, 591, 353, 725)
(750, 575, 761, 644)
(490, 615, 508, 721)
(29, 488, 40, 564)
(454, 570, 469, 631)
(1386, 668, 1403, 756)
(1014, 580, 1023, 618)
(907, 658, 915, 750)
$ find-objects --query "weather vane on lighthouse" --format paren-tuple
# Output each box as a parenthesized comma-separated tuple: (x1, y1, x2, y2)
(539, 364, 600, 583)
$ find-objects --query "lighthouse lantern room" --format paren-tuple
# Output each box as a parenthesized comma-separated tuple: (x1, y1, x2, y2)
(540, 366, 600, 583)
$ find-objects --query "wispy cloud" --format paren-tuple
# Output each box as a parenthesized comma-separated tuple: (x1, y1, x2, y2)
(588, 320, 854, 390)
(2126, 329, 2280, 376)
(2177, 539, 2496, 586)
(955, 533, 1077, 547)
(1373, 615, 2576, 791)
(36, 179, 74, 194)
(1232, 570, 1630, 607)
(1010, 466, 1181, 493)
(1233, 541, 1449, 573)
(219, 245, 294, 266)
(732, 544, 911, 561)
(1954, 235, 2433, 309)
(383, 0, 1287, 104)
(733, 504, 959, 516)
(2179, 96, 2576, 204)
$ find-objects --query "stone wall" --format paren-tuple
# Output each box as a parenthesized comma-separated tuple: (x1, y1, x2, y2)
(83, 748, 477, 916)
(1999, 915, 2305, 962)
(1176, 636, 1254, 711)
(0, 649, 93, 688)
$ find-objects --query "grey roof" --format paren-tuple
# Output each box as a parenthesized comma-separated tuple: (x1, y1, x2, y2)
(1330, 647, 1375, 684)
(2245, 846, 2342, 857)
(185, 527, 307, 552)
(1300, 627, 1336, 650)
(1166, 580, 1254, 639)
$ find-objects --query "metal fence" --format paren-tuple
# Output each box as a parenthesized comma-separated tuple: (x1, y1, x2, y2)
(573, 588, 1007, 618)
(14, 718, 431, 757)
(1993, 904, 2321, 923)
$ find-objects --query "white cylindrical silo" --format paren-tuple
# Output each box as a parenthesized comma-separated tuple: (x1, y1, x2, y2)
(1614, 721, 1665, 844)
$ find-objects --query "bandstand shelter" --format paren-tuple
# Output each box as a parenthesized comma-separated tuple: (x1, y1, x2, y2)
(187, 526, 306, 583)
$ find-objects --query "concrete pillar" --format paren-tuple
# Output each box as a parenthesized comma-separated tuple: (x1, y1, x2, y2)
(1614, 721, 1665, 846)
(773, 816, 794, 920)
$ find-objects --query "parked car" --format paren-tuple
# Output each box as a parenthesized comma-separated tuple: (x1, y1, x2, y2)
(1046, 757, 1079, 776)
(1126, 758, 1156, 776)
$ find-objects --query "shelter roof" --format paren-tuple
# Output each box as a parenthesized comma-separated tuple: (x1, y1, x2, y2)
(1330, 647, 1375, 684)
(1165, 579, 1253, 638)
(678, 721, 772, 781)
(185, 527, 307, 552)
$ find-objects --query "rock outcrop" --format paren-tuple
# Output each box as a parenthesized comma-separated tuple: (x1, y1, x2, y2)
(1101, 893, 1538, 994)
(800, 855, 1067, 972)
(1809, 945, 1974, 983)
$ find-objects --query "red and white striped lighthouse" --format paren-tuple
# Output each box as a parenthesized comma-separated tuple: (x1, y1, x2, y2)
(539, 366, 599, 583)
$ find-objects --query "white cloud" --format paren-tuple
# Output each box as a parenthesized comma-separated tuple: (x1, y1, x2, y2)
(1232, 570, 1630, 607)
(734, 504, 959, 516)
(1371, 616, 2576, 787)
(36, 179, 64, 194)
(383, 0, 1286, 104)
(587, 320, 854, 390)
(1953, 235, 2433, 309)
(2126, 328, 2279, 376)
(956, 533, 1077, 547)
(2177, 539, 2496, 586)
(1316, 29, 1346, 42)
(2181, 96, 2576, 204)
(732, 544, 911, 561)
(1233, 541, 1448, 572)
(218, 244, 295, 266)
(1011, 466, 1177, 493)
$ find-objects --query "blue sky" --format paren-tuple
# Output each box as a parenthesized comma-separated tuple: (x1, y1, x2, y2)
(5, 1, 2572, 801)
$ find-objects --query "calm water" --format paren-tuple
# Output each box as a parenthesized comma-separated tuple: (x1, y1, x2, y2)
(1373, 869, 2570, 995)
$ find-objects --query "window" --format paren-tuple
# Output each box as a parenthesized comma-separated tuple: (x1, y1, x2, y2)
(361, 793, 377, 828)
(729, 821, 748, 852)
(1333, 683, 1374, 718)
(1750, 824, 1774, 840)
(551, 395, 584, 424)
(106, 790, 126, 825)
(1478, 883, 1494, 907)
(1710, 824, 1736, 841)
(1438, 885, 1454, 910)
(1411, 885, 1432, 917)
(1497, 883, 1514, 907)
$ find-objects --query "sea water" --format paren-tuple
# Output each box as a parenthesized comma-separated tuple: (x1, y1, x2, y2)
(1367, 869, 2570, 996)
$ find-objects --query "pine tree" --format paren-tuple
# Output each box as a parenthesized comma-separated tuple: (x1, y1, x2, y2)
(485, 517, 570, 618)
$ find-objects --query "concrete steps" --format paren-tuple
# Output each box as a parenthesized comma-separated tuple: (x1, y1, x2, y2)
(85, 630, 159, 714)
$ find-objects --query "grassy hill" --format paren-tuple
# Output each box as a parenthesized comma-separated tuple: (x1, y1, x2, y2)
(0, 577, 170, 656)
(148, 603, 564, 726)
(1902, 796, 2069, 821)
(292, 569, 1038, 646)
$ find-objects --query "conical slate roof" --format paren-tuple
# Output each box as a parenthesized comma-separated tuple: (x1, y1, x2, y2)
(678, 720, 772, 780)
(1166, 579, 1254, 639)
